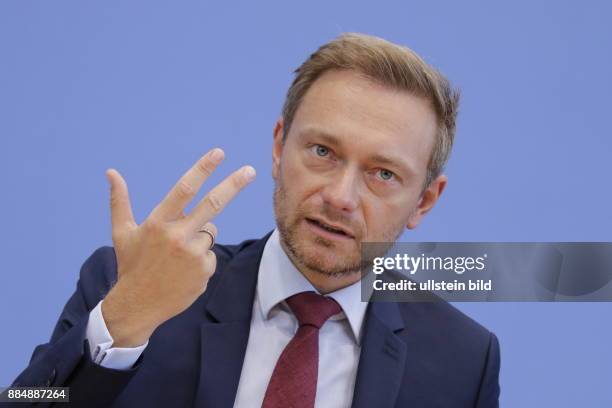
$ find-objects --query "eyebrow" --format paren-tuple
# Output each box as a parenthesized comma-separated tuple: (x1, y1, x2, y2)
(298, 127, 418, 177)
(300, 128, 341, 148)
(368, 153, 417, 177)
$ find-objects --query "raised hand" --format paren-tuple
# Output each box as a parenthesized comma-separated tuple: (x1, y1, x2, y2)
(101, 148, 255, 347)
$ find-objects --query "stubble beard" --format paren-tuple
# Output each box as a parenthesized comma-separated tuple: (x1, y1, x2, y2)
(273, 177, 404, 278)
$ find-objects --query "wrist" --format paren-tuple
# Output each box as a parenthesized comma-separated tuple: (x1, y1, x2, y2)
(101, 284, 158, 347)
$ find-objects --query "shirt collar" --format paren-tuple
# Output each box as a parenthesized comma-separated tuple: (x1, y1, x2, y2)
(257, 229, 369, 345)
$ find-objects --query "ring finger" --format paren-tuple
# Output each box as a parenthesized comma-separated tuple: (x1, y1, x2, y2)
(190, 222, 218, 253)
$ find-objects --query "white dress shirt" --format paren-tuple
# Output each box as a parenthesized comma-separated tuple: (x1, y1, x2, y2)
(86, 229, 368, 407)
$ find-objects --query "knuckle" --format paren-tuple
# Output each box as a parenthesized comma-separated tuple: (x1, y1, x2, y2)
(176, 180, 195, 199)
(185, 245, 202, 260)
(111, 230, 124, 244)
(149, 203, 162, 216)
(232, 173, 246, 189)
(167, 230, 188, 249)
(143, 219, 163, 234)
(109, 193, 123, 208)
(203, 252, 217, 276)
(204, 193, 224, 213)
(207, 251, 217, 265)
(196, 160, 214, 178)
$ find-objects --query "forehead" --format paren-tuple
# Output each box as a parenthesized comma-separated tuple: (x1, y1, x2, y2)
(289, 69, 438, 173)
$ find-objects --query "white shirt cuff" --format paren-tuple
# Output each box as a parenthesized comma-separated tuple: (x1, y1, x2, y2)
(85, 299, 148, 370)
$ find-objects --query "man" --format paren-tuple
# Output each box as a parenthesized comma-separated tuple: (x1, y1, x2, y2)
(9, 33, 500, 407)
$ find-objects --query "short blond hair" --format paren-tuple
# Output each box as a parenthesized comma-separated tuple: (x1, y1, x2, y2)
(282, 33, 460, 188)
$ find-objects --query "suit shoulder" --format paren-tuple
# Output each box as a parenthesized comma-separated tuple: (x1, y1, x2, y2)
(417, 300, 490, 335)
(383, 268, 494, 347)
(382, 268, 493, 341)
(211, 237, 261, 265)
(396, 299, 495, 349)
(390, 301, 498, 385)
(75, 246, 119, 309)
(205, 236, 264, 287)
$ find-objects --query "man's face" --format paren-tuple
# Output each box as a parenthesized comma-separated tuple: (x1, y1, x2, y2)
(273, 69, 445, 278)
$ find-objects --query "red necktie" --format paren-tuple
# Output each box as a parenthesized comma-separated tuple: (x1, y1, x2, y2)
(262, 291, 342, 408)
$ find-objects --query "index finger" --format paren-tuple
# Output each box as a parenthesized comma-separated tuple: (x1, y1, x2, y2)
(183, 165, 256, 232)
(152, 148, 225, 221)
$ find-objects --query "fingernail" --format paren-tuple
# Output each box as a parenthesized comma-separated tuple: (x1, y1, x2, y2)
(211, 148, 224, 163)
(243, 166, 256, 181)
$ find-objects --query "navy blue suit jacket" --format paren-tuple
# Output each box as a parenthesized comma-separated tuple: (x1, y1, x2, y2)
(9, 232, 500, 407)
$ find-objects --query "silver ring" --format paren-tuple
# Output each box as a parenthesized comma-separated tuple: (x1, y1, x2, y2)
(198, 227, 215, 250)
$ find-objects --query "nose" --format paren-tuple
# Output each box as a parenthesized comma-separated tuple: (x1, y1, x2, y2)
(320, 165, 361, 213)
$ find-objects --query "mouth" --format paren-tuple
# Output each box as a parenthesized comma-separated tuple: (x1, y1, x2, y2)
(305, 217, 355, 240)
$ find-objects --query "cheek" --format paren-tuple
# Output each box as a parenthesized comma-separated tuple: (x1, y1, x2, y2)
(362, 196, 417, 236)
(281, 155, 324, 200)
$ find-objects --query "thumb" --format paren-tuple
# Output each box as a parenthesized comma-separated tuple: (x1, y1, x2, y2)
(106, 168, 136, 235)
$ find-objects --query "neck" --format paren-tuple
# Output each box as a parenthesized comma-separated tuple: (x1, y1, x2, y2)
(301, 269, 362, 295)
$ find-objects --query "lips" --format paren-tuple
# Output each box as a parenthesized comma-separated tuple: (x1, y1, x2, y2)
(305, 217, 355, 238)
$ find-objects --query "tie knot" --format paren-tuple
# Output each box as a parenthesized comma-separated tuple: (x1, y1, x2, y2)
(286, 291, 342, 329)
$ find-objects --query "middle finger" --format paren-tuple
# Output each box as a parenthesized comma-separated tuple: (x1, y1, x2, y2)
(183, 165, 256, 233)
(152, 148, 225, 221)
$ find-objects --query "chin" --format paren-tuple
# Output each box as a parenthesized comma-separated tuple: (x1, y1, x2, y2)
(293, 231, 362, 277)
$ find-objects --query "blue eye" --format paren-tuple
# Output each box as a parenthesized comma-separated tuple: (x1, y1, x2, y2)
(379, 169, 394, 181)
(314, 145, 329, 157)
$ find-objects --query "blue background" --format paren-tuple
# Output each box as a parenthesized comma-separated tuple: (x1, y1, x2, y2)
(1, 1, 610, 406)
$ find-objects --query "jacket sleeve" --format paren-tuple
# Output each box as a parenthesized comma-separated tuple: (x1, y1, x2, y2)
(7, 246, 141, 408)
(475, 332, 501, 408)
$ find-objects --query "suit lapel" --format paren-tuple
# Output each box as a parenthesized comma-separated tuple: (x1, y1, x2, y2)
(351, 301, 407, 408)
(193, 231, 409, 407)
(194, 232, 272, 408)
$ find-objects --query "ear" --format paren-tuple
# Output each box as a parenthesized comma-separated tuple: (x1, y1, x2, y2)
(406, 174, 448, 229)
(272, 117, 284, 181)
